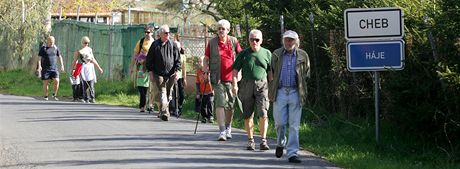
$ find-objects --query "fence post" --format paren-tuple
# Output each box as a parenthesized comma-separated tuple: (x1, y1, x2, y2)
(108, 27, 113, 80)
(77, 6, 80, 21)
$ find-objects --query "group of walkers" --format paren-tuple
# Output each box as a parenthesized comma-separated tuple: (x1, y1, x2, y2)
(36, 18, 310, 163)
(37, 35, 103, 103)
(201, 19, 310, 163)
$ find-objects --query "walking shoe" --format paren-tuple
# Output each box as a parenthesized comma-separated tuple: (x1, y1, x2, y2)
(160, 113, 169, 121)
(260, 139, 270, 150)
(89, 99, 96, 103)
(207, 117, 214, 124)
(217, 131, 227, 141)
(288, 156, 301, 163)
(275, 146, 284, 158)
(146, 106, 153, 112)
(201, 117, 207, 123)
(246, 139, 255, 150)
(44, 96, 48, 101)
(51, 94, 58, 101)
(225, 128, 232, 139)
(140, 107, 145, 112)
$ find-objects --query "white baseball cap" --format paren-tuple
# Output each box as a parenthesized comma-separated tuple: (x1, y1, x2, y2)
(283, 30, 298, 39)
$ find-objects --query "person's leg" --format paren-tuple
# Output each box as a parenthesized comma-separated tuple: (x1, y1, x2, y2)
(213, 83, 227, 140)
(177, 78, 185, 113)
(273, 88, 289, 157)
(224, 83, 235, 138)
(155, 75, 168, 120)
(42, 80, 49, 98)
(72, 84, 77, 100)
(199, 94, 207, 122)
(255, 79, 270, 147)
(88, 80, 95, 102)
(165, 75, 176, 116)
(286, 90, 302, 159)
(207, 94, 214, 120)
(77, 83, 83, 100)
(82, 80, 88, 102)
(148, 80, 155, 111)
(138, 86, 147, 111)
(52, 71, 60, 97)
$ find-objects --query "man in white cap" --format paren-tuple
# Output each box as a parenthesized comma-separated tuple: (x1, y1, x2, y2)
(268, 30, 310, 163)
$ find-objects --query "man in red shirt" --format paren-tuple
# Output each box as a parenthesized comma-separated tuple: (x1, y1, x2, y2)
(204, 19, 242, 141)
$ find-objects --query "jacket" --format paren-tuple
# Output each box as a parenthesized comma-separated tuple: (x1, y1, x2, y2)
(146, 39, 181, 76)
(269, 47, 310, 106)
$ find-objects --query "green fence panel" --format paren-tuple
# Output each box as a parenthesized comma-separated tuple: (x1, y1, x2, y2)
(51, 20, 146, 79)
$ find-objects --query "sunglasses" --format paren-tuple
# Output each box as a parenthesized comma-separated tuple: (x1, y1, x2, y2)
(144, 31, 151, 34)
(163, 32, 170, 35)
(83, 42, 89, 44)
(249, 38, 260, 43)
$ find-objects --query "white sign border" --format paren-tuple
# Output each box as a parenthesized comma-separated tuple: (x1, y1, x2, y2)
(344, 7, 404, 41)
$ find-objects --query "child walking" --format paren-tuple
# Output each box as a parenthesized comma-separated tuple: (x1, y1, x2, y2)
(135, 53, 149, 112)
(195, 56, 214, 123)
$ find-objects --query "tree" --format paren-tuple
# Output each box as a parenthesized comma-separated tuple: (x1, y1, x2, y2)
(0, 0, 51, 69)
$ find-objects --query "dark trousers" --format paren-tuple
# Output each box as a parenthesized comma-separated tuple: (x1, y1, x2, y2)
(82, 80, 95, 101)
(138, 86, 148, 108)
(200, 93, 214, 119)
(72, 83, 83, 100)
(169, 78, 185, 115)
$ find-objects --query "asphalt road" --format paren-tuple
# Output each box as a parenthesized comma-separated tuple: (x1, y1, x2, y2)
(0, 94, 339, 169)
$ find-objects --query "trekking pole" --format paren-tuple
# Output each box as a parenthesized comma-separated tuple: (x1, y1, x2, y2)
(175, 80, 180, 118)
(194, 73, 208, 134)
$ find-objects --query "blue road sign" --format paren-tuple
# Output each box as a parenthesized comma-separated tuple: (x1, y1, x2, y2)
(347, 40, 404, 71)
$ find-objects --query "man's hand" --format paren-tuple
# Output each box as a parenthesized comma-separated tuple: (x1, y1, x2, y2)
(99, 68, 104, 74)
(60, 66, 65, 73)
(232, 84, 238, 95)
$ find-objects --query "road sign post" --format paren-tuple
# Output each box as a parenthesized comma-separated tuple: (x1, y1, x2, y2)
(344, 7, 404, 144)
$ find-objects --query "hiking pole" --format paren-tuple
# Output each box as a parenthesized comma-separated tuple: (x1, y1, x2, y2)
(194, 74, 208, 134)
(175, 80, 180, 118)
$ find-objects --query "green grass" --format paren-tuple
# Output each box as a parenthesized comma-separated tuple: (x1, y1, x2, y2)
(1, 69, 459, 169)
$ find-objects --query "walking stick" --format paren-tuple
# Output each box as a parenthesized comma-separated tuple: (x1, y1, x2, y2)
(175, 80, 180, 118)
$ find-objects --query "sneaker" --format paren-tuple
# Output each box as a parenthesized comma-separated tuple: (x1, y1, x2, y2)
(146, 106, 153, 112)
(201, 117, 207, 123)
(44, 96, 48, 101)
(89, 99, 96, 103)
(217, 132, 227, 141)
(275, 146, 284, 158)
(52, 95, 59, 101)
(140, 107, 145, 112)
(288, 156, 301, 163)
(207, 117, 214, 124)
(226, 128, 232, 139)
(160, 113, 169, 121)
(246, 139, 255, 150)
(260, 139, 270, 150)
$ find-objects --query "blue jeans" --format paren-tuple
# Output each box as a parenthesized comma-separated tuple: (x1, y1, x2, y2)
(273, 87, 301, 158)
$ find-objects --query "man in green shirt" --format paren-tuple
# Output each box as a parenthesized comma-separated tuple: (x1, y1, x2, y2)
(232, 29, 272, 151)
